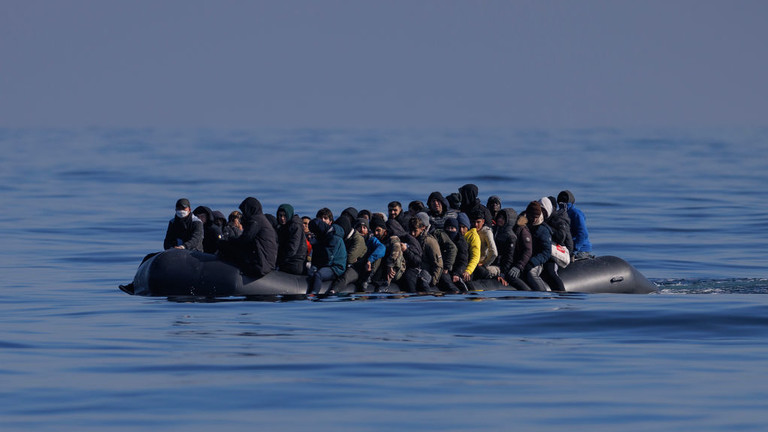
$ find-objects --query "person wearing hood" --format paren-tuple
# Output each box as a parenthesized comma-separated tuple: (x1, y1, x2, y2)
(369, 217, 405, 290)
(443, 217, 469, 292)
(307, 214, 347, 295)
(164, 198, 204, 252)
(486, 196, 502, 226)
(193, 205, 223, 254)
(417, 212, 459, 293)
(276, 204, 308, 275)
(458, 211, 481, 282)
(426, 191, 458, 229)
(524, 201, 552, 291)
(218, 197, 278, 279)
(459, 184, 493, 227)
(539, 197, 570, 292)
(446, 193, 462, 212)
(330, 215, 367, 293)
(558, 190, 593, 260)
(494, 209, 532, 290)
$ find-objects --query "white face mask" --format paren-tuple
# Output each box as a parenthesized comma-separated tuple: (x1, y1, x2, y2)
(176, 209, 190, 218)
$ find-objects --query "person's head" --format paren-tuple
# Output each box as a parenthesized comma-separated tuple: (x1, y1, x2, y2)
(212, 210, 227, 227)
(415, 212, 431, 232)
(192, 206, 209, 224)
(538, 197, 553, 220)
(277, 204, 294, 226)
(301, 216, 311, 233)
(443, 217, 459, 240)
(316, 207, 333, 226)
(526, 201, 542, 224)
(355, 218, 370, 237)
(471, 209, 485, 230)
(228, 210, 243, 227)
(175, 198, 191, 218)
(457, 212, 471, 235)
(429, 197, 443, 215)
(487, 196, 501, 214)
(370, 218, 388, 240)
(387, 201, 402, 219)
(408, 216, 426, 237)
(558, 190, 575, 206)
(408, 200, 425, 215)
(358, 209, 371, 220)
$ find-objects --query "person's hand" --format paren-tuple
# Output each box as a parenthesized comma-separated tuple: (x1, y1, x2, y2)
(497, 276, 508, 287)
(462, 271, 471, 282)
(366, 261, 372, 272)
(452, 275, 460, 283)
(174, 245, 185, 250)
(400, 243, 408, 252)
(507, 267, 520, 279)
(388, 267, 396, 280)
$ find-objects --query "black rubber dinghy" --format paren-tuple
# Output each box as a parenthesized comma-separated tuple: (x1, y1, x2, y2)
(121, 249, 656, 297)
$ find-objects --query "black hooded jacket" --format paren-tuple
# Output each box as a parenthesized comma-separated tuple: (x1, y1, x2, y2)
(276, 204, 307, 275)
(193, 205, 223, 254)
(493, 208, 518, 275)
(218, 197, 278, 278)
(458, 184, 492, 226)
(163, 212, 204, 252)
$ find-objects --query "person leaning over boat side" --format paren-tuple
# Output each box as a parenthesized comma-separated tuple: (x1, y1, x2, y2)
(524, 201, 552, 291)
(193, 205, 222, 254)
(458, 212, 481, 282)
(217, 197, 278, 279)
(275, 203, 308, 275)
(330, 215, 367, 293)
(307, 209, 347, 295)
(443, 217, 469, 292)
(426, 191, 457, 230)
(470, 209, 499, 279)
(222, 210, 243, 240)
(163, 198, 204, 252)
(558, 190, 594, 260)
(418, 212, 460, 293)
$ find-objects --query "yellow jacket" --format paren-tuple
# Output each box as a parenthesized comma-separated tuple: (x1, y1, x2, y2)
(464, 228, 481, 274)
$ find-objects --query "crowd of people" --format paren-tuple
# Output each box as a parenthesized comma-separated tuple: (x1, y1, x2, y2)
(163, 184, 593, 294)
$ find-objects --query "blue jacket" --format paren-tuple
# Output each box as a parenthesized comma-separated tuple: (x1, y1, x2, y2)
(364, 235, 386, 264)
(309, 219, 347, 277)
(565, 203, 592, 253)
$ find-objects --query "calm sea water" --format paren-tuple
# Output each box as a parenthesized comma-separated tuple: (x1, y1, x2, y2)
(2, 128, 768, 431)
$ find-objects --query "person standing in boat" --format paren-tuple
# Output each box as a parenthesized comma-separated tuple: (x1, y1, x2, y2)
(163, 198, 204, 252)
(558, 190, 594, 260)
(524, 201, 553, 291)
(458, 183, 493, 227)
(217, 197, 278, 279)
(275, 204, 308, 275)
(307, 209, 347, 295)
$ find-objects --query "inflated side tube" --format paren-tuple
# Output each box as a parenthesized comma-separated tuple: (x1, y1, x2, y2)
(127, 249, 656, 297)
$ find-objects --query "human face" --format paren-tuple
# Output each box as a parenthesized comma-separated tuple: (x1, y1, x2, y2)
(445, 225, 457, 234)
(430, 199, 442, 214)
(388, 205, 401, 219)
(374, 226, 387, 240)
(473, 218, 484, 230)
(459, 225, 468, 235)
(357, 225, 369, 236)
(321, 216, 332, 226)
(302, 218, 310, 233)
(277, 210, 287, 225)
(495, 216, 506, 227)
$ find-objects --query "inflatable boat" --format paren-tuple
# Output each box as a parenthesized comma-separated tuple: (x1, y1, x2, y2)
(119, 248, 656, 297)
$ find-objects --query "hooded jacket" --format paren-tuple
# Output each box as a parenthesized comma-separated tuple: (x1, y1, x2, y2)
(560, 190, 592, 253)
(218, 197, 277, 278)
(459, 184, 492, 226)
(512, 213, 533, 272)
(309, 218, 347, 277)
(193, 205, 223, 254)
(493, 208, 518, 275)
(444, 218, 468, 276)
(426, 191, 458, 229)
(163, 212, 204, 252)
(276, 204, 308, 274)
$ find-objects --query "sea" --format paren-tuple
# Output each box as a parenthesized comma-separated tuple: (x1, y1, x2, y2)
(1, 127, 767, 431)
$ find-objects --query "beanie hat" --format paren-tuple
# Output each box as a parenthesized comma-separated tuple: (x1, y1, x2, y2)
(443, 217, 459, 231)
(526, 201, 542, 220)
(370, 217, 387, 232)
(457, 212, 471, 229)
(416, 212, 431, 229)
(354, 218, 369, 230)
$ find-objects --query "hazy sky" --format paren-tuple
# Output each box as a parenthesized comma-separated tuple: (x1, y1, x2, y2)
(1, 0, 766, 128)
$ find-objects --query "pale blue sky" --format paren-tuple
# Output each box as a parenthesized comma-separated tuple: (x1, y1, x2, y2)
(1, 0, 766, 128)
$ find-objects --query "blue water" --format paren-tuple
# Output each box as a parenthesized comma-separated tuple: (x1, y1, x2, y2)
(2, 128, 768, 431)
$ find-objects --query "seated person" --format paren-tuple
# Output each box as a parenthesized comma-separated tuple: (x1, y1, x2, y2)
(163, 198, 203, 252)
